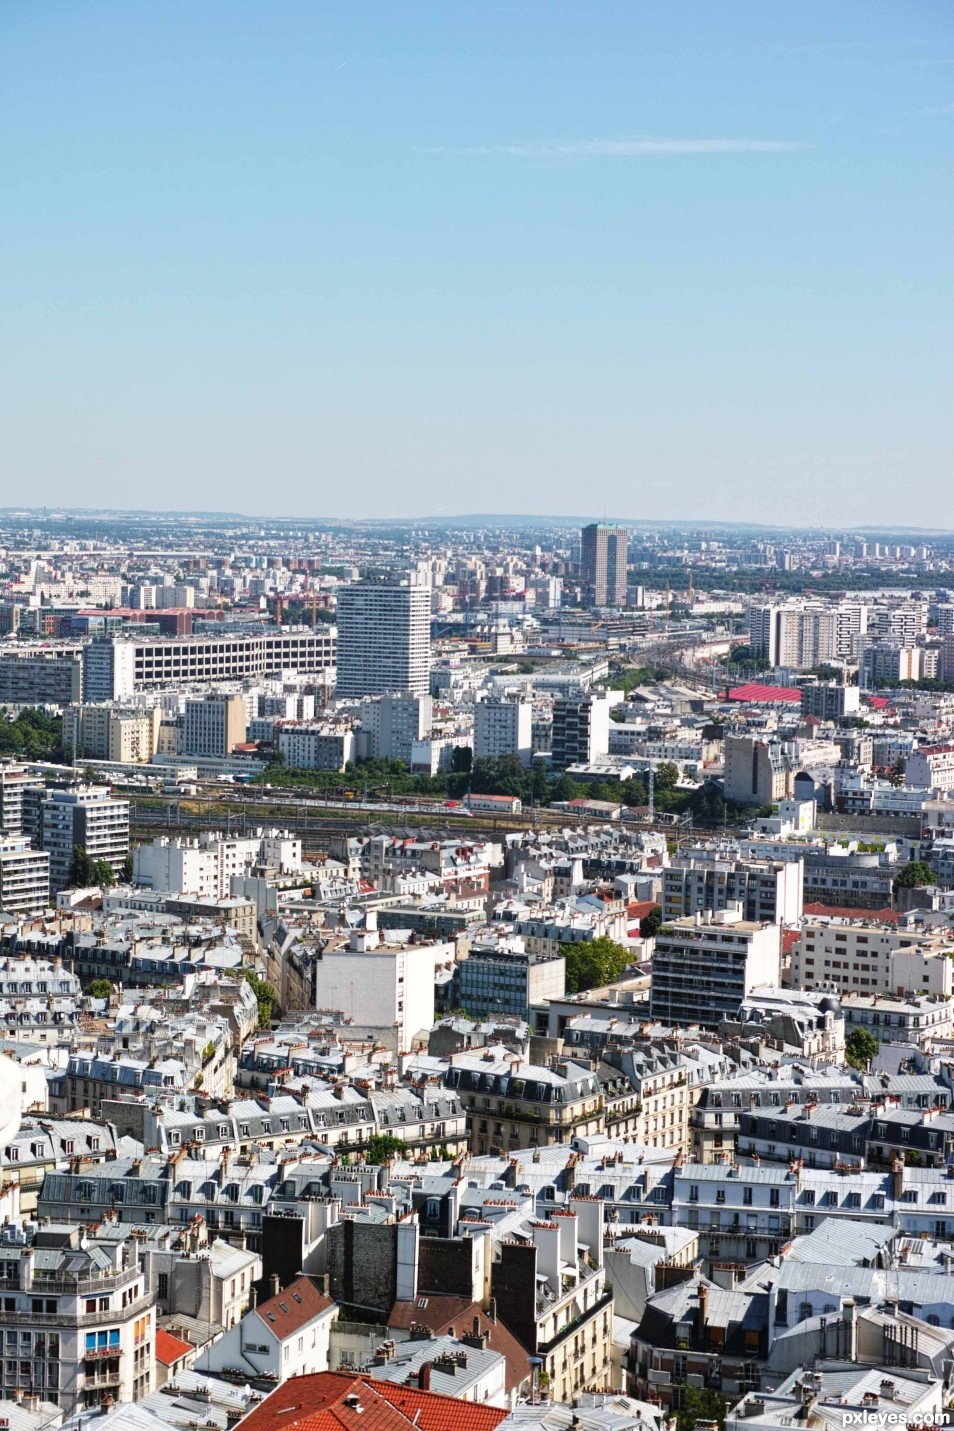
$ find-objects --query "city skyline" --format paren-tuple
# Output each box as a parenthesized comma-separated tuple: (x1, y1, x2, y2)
(2, 1, 951, 526)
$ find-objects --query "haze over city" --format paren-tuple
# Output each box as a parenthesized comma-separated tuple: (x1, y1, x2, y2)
(2, 0, 951, 524)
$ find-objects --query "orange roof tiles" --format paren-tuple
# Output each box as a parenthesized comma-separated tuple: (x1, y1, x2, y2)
(236, 1372, 509, 1431)
(155, 1328, 194, 1366)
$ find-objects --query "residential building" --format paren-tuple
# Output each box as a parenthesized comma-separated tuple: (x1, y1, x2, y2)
(799, 682, 860, 720)
(0, 649, 84, 706)
(789, 919, 954, 998)
(0, 836, 50, 914)
(182, 694, 248, 758)
(336, 578, 431, 699)
(375, 691, 433, 763)
(32, 785, 130, 892)
(445, 1053, 604, 1154)
(0, 765, 44, 834)
(581, 524, 628, 606)
(0, 1222, 155, 1414)
(196, 1274, 336, 1382)
(62, 704, 160, 763)
(313, 921, 451, 1050)
(662, 854, 803, 925)
(491, 1196, 613, 1402)
(906, 744, 954, 791)
(649, 910, 782, 1028)
(473, 697, 533, 767)
(455, 943, 566, 1020)
(551, 692, 611, 769)
(277, 722, 355, 771)
(233, 1372, 509, 1431)
(83, 630, 336, 698)
(724, 734, 792, 806)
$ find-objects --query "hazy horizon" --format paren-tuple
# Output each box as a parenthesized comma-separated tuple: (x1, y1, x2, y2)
(2, 1, 951, 525)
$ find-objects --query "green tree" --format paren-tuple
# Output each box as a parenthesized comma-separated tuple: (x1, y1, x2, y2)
(451, 745, 473, 774)
(68, 845, 93, 887)
(550, 773, 582, 804)
(87, 978, 113, 1001)
(639, 907, 663, 940)
(845, 1027, 879, 1070)
(89, 859, 116, 887)
(656, 762, 679, 790)
(562, 935, 632, 994)
(121, 853, 134, 883)
(243, 970, 277, 1027)
(365, 1134, 407, 1164)
(893, 859, 937, 892)
(676, 1385, 727, 1431)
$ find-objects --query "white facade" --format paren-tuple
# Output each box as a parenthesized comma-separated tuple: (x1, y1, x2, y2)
(314, 928, 451, 1048)
(650, 911, 782, 1028)
(0, 836, 50, 914)
(277, 723, 355, 771)
(474, 697, 533, 766)
(336, 578, 431, 699)
(790, 919, 954, 997)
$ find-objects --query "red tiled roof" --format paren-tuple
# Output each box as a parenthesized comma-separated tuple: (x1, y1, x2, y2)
(155, 1328, 193, 1366)
(866, 696, 891, 709)
(802, 902, 900, 924)
(726, 683, 802, 704)
(626, 900, 659, 921)
(782, 929, 801, 956)
(237, 1372, 509, 1431)
(254, 1276, 335, 1340)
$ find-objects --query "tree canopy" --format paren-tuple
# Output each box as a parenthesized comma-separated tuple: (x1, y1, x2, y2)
(893, 860, 937, 891)
(845, 1027, 879, 1070)
(562, 935, 632, 994)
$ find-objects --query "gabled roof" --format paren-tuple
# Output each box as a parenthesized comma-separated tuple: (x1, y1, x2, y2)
(235, 1371, 509, 1431)
(155, 1327, 194, 1366)
(254, 1275, 335, 1340)
(387, 1298, 533, 1394)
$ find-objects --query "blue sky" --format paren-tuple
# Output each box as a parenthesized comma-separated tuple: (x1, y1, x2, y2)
(1, 1, 951, 525)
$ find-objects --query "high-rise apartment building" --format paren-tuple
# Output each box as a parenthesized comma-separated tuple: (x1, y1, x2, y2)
(30, 786, 130, 892)
(0, 836, 50, 914)
(335, 578, 431, 699)
(473, 696, 533, 766)
(182, 694, 248, 758)
(551, 691, 612, 769)
(649, 910, 782, 1028)
(581, 524, 628, 607)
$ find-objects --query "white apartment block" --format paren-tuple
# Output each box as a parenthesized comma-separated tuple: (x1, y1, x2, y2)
(34, 786, 130, 892)
(357, 691, 433, 762)
(649, 910, 782, 1028)
(863, 641, 923, 685)
(790, 919, 954, 997)
(748, 601, 867, 668)
(133, 830, 301, 899)
(474, 696, 533, 766)
(906, 743, 954, 791)
(277, 722, 355, 771)
(0, 836, 50, 914)
(313, 921, 452, 1049)
(663, 854, 804, 925)
(0, 1230, 155, 1414)
(551, 691, 611, 768)
(335, 578, 431, 699)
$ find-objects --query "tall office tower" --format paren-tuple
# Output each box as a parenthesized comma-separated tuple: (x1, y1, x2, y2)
(335, 577, 431, 699)
(581, 524, 628, 607)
